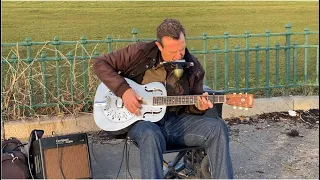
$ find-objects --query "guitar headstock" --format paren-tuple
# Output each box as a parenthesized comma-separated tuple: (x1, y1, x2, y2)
(225, 93, 254, 109)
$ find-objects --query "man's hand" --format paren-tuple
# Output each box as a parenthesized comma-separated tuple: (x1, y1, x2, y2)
(122, 88, 142, 115)
(195, 92, 214, 111)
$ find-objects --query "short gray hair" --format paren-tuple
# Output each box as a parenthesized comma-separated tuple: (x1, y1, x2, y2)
(156, 19, 186, 46)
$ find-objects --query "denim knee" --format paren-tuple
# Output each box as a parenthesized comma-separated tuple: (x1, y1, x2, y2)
(204, 118, 229, 144)
(128, 121, 166, 149)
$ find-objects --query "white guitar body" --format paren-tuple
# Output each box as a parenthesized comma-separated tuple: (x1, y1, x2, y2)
(94, 78, 167, 131)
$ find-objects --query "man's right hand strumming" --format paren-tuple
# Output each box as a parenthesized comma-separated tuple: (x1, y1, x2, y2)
(122, 88, 142, 116)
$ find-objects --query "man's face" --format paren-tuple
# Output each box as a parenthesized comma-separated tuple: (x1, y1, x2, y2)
(156, 32, 186, 62)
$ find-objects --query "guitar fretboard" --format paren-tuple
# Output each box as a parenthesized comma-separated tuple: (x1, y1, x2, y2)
(153, 95, 225, 106)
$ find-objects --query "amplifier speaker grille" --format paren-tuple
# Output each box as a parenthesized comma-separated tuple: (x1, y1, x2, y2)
(43, 144, 90, 179)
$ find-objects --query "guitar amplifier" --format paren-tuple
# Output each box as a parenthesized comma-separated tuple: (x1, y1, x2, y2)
(31, 133, 92, 179)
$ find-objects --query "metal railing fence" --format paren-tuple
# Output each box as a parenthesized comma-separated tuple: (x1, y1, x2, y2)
(1, 24, 319, 118)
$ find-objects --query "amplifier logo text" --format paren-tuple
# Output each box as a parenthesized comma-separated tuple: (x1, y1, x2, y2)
(56, 138, 74, 144)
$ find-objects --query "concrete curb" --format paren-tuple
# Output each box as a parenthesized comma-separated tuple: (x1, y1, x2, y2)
(223, 95, 319, 119)
(2, 96, 318, 141)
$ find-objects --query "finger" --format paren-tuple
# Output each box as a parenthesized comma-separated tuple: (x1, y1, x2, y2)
(132, 97, 142, 108)
(202, 92, 209, 96)
(131, 97, 143, 113)
(126, 101, 138, 113)
(201, 96, 209, 108)
(136, 94, 143, 101)
(126, 102, 137, 113)
(127, 104, 135, 113)
(197, 96, 204, 110)
(134, 108, 141, 116)
(208, 100, 214, 108)
(202, 96, 212, 110)
(196, 96, 201, 108)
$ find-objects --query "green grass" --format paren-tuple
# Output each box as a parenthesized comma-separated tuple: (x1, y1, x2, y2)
(2, 1, 319, 58)
(1, 1, 319, 120)
(2, 1, 319, 42)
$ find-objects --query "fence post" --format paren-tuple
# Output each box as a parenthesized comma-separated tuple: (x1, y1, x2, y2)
(275, 42, 280, 86)
(67, 52, 74, 104)
(245, 30, 250, 91)
(202, 32, 208, 85)
(293, 42, 298, 84)
(224, 32, 229, 91)
(106, 35, 112, 53)
(213, 45, 218, 90)
(304, 27, 309, 84)
(81, 36, 89, 112)
(265, 29, 270, 97)
(41, 51, 48, 104)
(12, 54, 19, 117)
(255, 44, 260, 89)
(11, 54, 18, 100)
(285, 23, 292, 96)
(235, 45, 240, 91)
(53, 36, 62, 112)
(131, 28, 138, 41)
(26, 37, 35, 115)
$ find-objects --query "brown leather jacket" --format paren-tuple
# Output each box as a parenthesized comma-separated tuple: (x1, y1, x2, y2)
(93, 41, 206, 114)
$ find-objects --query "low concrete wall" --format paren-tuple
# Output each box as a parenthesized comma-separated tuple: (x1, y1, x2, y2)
(223, 95, 319, 119)
(2, 96, 318, 141)
(2, 114, 101, 141)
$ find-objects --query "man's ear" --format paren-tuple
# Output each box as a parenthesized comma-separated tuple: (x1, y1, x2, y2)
(155, 41, 163, 52)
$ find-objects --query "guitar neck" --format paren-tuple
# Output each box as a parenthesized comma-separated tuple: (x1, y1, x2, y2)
(153, 95, 225, 106)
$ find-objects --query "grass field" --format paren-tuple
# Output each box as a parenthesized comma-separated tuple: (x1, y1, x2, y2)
(1, 1, 319, 120)
(2, 1, 319, 42)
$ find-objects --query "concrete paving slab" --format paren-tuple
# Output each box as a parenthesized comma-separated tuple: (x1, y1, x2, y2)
(87, 120, 319, 179)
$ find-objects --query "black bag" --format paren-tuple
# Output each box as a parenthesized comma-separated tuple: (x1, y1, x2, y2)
(1, 137, 30, 179)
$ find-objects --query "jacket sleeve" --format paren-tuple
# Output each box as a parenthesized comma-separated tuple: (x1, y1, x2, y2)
(93, 44, 140, 97)
(185, 66, 208, 115)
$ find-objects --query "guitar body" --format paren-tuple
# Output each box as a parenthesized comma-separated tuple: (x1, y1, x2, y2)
(94, 78, 167, 131)
(94, 78, 254, 132)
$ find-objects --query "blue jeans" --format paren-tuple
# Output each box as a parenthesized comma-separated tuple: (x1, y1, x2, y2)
(128, 111, 233, 179)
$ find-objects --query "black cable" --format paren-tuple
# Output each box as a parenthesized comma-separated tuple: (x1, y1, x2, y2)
(26, 132, 38, 180)
(125, 141, 127, 179)
(115, 139, 126, 179)
(27, 142, 35, 179)
(90, 139, 112, 178)
(52, 131, 66, 179)
(11, 143, 28, 152)
(125, 138, 133, 179)
(1, 141, 27, 152)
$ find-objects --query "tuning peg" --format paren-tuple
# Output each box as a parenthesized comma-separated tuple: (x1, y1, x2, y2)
(239, 107, 242, 110)
(233, 106, 236, 109)
(239, 93, 242, 94)
(233, 93, 236, 94)
(245, 108, 248, 110)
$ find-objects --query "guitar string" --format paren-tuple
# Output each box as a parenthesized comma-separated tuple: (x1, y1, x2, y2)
(108, 95, 224, 101)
